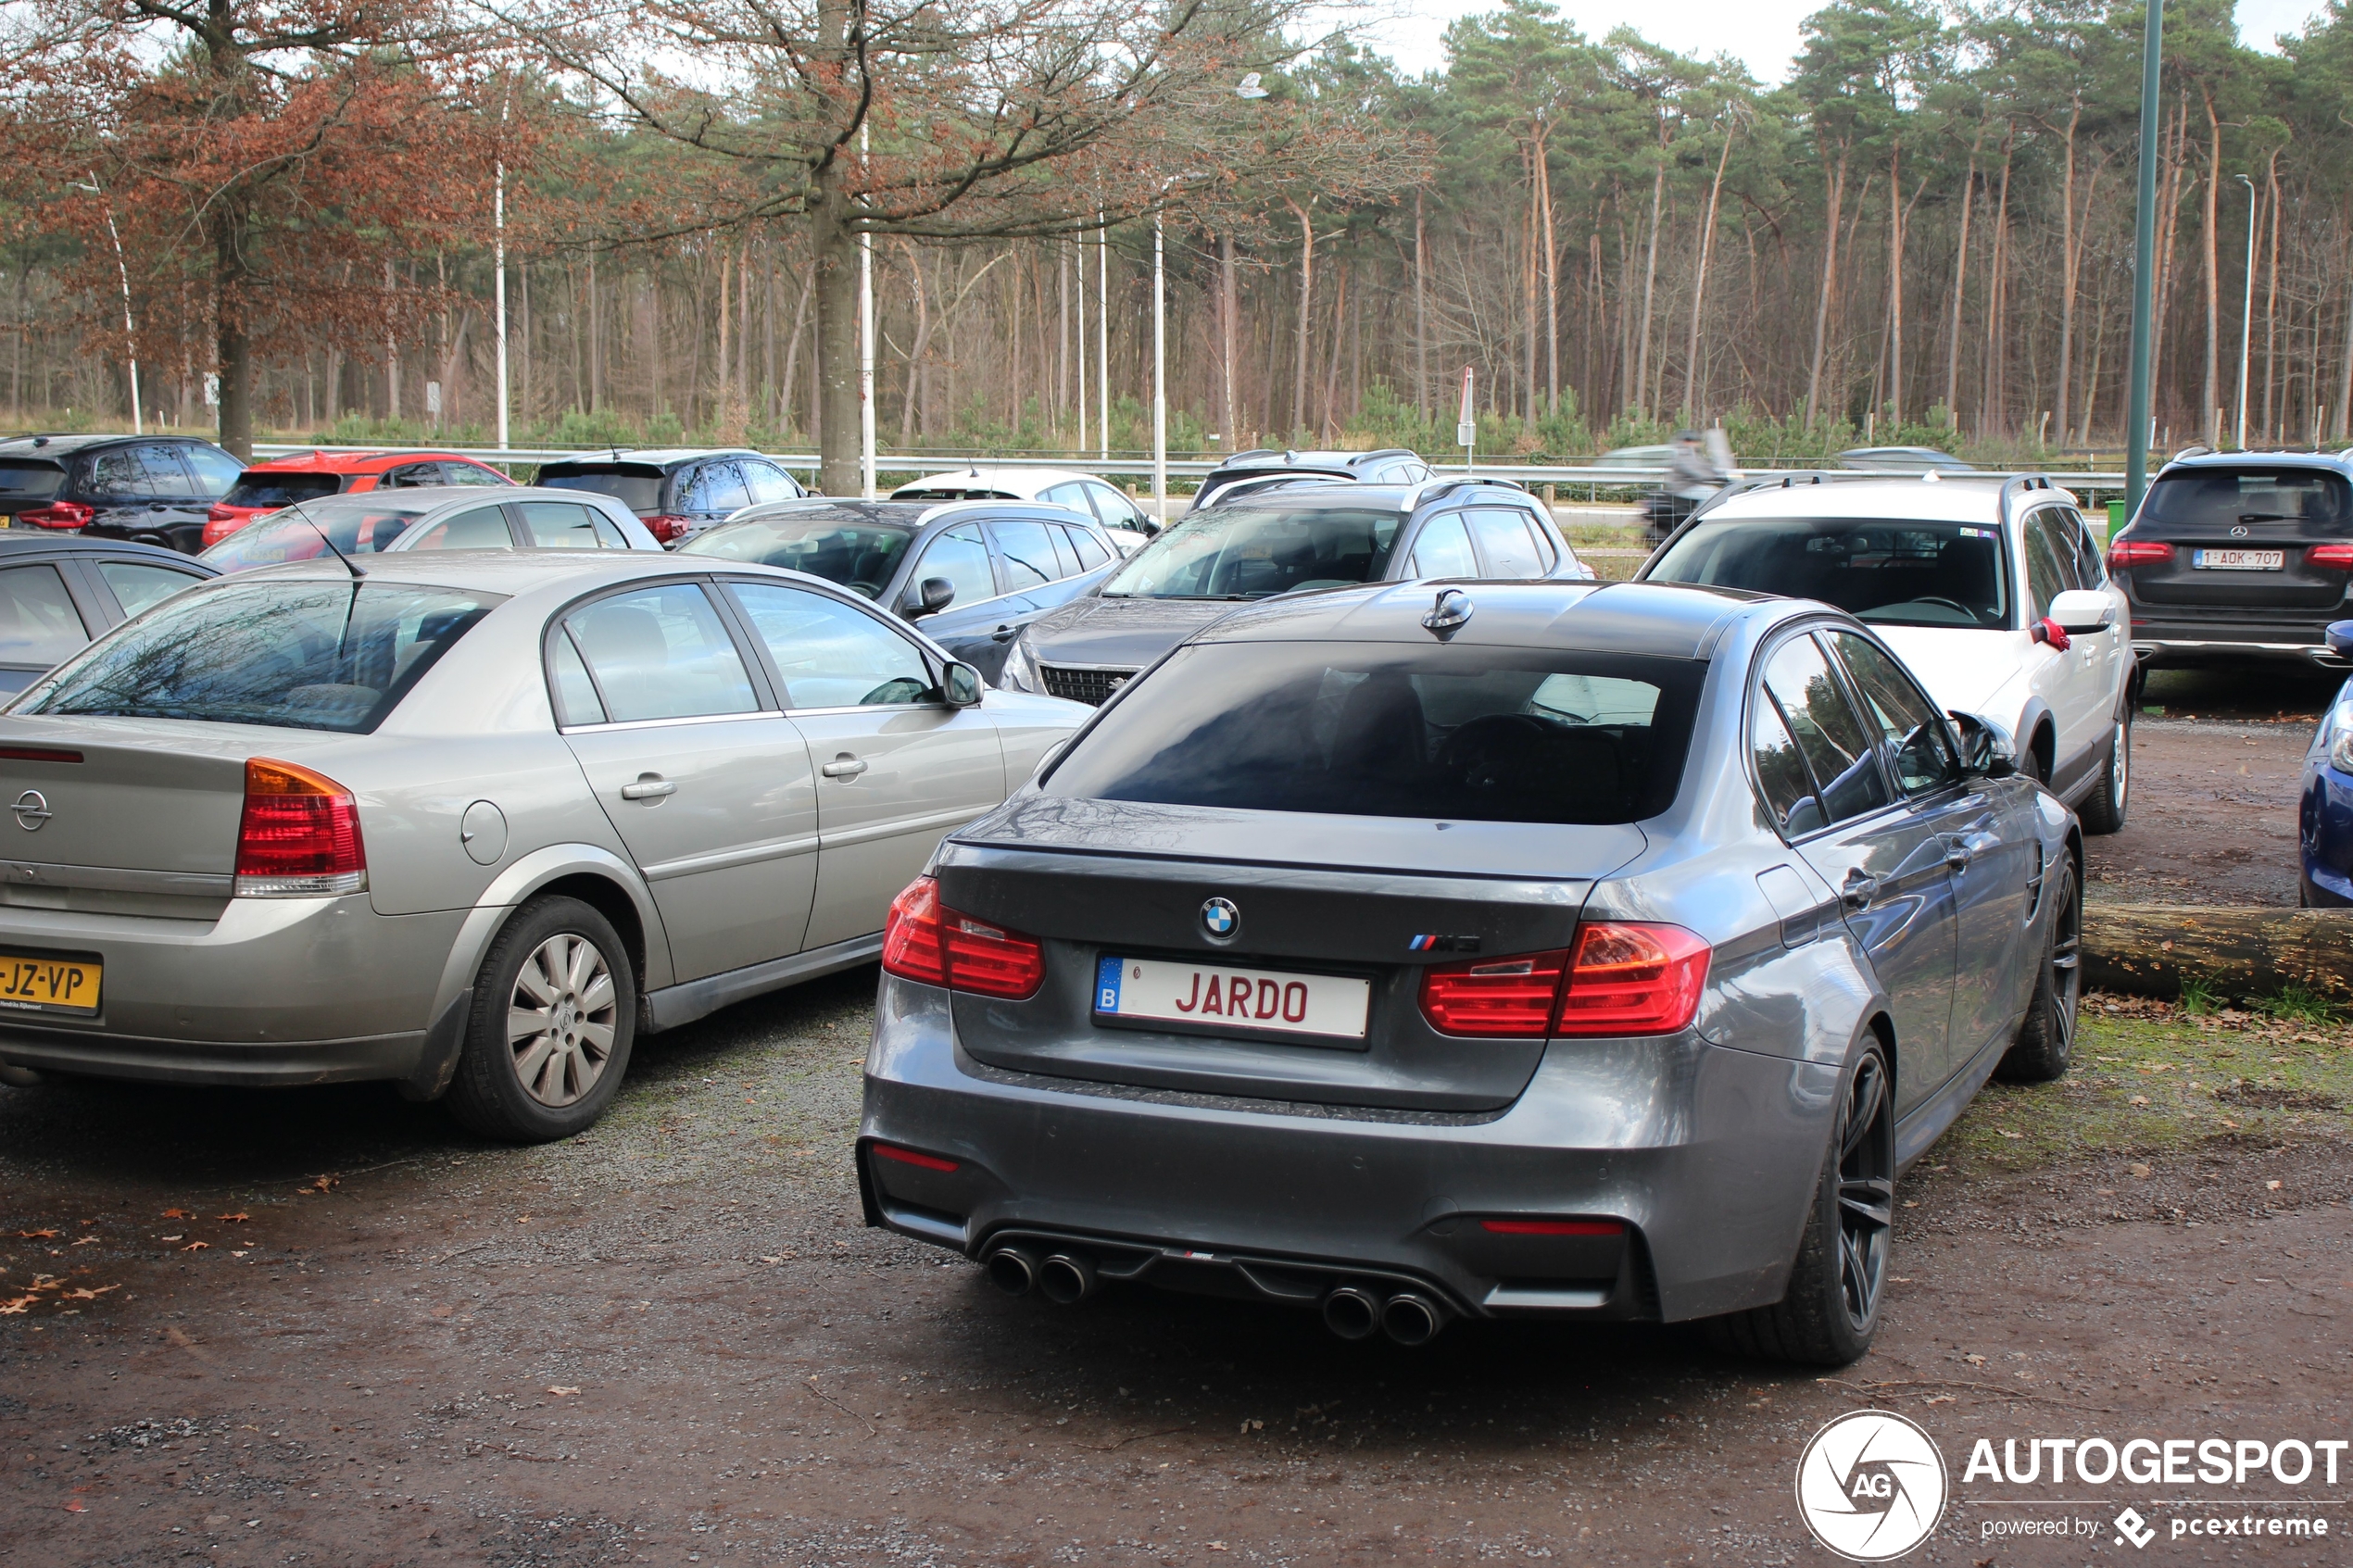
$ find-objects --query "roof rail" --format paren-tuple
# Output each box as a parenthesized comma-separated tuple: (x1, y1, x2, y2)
(1684, 469, 1868, 524)
(1413, 474, 1525, 508)
(1994, 472, 2060, 534)
(2170, 444, 2214, 462)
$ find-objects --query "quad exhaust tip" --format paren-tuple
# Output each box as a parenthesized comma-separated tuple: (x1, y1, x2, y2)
(985, 1246, 1038, 1297)
(1038, 1251, 1099, 1305)
(1323, 1284, 1449, 1345)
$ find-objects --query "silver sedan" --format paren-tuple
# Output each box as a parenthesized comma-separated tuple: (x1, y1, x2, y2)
(0, 552, 1083, 1139)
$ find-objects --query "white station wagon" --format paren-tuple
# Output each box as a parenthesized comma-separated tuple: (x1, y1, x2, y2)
(1642, 472, 2135, 833)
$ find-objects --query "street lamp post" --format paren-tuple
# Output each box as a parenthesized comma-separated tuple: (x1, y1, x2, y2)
(2124, 0, 2165, 514)
(860, 124, 877, 499)
(1151, 209, 1166, 525)
(2235, 174, 2256, 450)
(73, 174, 141, 435)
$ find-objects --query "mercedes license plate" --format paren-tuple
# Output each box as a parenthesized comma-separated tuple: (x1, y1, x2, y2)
(2192, 548, 2284, 571)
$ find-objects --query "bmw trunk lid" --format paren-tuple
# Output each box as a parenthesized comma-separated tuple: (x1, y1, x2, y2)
(930, 797, 1645, 1111)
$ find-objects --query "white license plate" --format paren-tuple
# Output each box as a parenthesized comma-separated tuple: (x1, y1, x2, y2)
(2192, 548, 2284, 571)
(1093, 955, 1369, 1039)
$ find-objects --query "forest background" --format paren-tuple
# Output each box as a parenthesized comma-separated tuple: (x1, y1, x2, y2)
(6, 0, 2352, 478)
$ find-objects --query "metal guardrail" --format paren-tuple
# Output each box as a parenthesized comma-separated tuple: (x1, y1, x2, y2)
(252, 442, 2136, 496)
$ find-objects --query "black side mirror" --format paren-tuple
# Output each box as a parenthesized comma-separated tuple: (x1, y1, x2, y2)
(1948, 710, 2019, 779)
(941, 661, 984, 708)
(911, 577, 955, 618)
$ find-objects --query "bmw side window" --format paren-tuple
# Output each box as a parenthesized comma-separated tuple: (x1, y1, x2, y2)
(1752, 695, 1825, 836)
(563, 583, 761, 722)
(88, 448, 152, 497)
(1826, 631, 1959, 796)
(1761, 633, 1892, 824)
(1044, 522, 1082, 579)
(1468, 508, 1546, 579)
(137, 445, 196, 497)
(1521, 509, 1560, 571)
(183, 446, 244, 497)
(1409, 513, 1478, 578)
(991, 519, 1060, 591)
(742, 461, 796, 505)
(726, 582, 935, 709)
(1067, 526, 1111, 571)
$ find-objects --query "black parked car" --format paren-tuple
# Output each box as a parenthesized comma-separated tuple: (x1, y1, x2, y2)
(678, 499, 1124, 684)
(0, 533, 217, 693)
(535, 448, 807, 546)
(998, 479, 1589, 705)
(1190, 447, 1433, 511)
(0, 433, 245, 554)
(2106, 449, 2353, 668)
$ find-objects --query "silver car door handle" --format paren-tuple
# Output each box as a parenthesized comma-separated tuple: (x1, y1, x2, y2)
(619, 774, 675, 800)
(1841, 872, 1879, 909)
(822, 755, 870, 779)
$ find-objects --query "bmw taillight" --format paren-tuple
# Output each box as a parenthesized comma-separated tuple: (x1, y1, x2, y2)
(1554, 922, 1711, 1035)
(2308, 544, 2353, 571)
(233, 758, 368, 897)
(645, 514, 691, 544)
(1418, 922, 1709, 1039)
(1418, 948, 1569, 1036)
(2107, 537, 2172, 569)
(880, 875, 1044, 999)
(16, 501, 92, 531)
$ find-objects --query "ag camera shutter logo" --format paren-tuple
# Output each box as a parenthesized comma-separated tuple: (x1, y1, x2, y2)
(1796, 1410, 1950, 1561)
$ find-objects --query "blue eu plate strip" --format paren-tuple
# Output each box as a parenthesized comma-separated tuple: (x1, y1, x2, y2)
(1095, 955, 1124, 1014)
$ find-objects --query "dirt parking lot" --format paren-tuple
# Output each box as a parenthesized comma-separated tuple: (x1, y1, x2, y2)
(3, 665, 2349, 1568)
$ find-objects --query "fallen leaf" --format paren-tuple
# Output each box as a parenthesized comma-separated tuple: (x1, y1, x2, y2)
(1997, 1130, 2023, 1140)
(62, 1499, 83, 1513)
(547, 1386, 581, 1397)
(2131, 1162, 2153, 1178)
(160, 1236, 182, 1243)
(303, 1175, 338, 1194)
(161, 1209, 192, 1220)
(59, 1285, 120, 1301)
(181, 1241, 210, 1251)
(2267, 1179, 2284, 1191)
(215, 1212, 249, 1223)
(15, 1229, 57, 1239)
(1925, 1395, 1955, 1405)
(760, 1256, 784, 1265)
(2129, 1096, 2150, 1107)
(430, 1304, 453, 1318)
(71, 1236, 99, 1246)
(1964, 1353, 1987, 1365)
(230, 1251, 247, 1259)
(0, 1297, 35, 1314)
(1208, 1543, 1228, 1552)
(2221, 1118, 2241, 1129)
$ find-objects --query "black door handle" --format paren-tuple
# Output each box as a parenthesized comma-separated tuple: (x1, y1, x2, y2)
(991, 624, 1019, 643)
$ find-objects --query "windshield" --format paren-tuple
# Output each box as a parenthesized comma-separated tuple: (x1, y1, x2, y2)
(679, 518, 913, 597)
(199, 499, 439, 573)
(1046, 642, 1703, 824)
(19, 580, 499, 734)
(538, 467, 663, 513)
(2141, 469, 2353, 532)
(1101, 506, 1402, 599)
(1648, 517, 2012, 629)
(221, 472, 342, 509)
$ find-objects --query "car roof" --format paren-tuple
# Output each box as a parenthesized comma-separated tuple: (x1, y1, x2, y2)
(2160, 448, 2353, 475)
(213, 549, 742, 598)
(1204, 447, 1414, 476)
(1700, 473, 2070, 526)
(240, 449, 500, 475)
(893, 467, 1100, 493)
(0, 533, 216, 570)
(728, 497, 1101, 530)
(538, 448, 762, 470)
(0, 433, 221, 459)
(1185, 578, 1764, 660)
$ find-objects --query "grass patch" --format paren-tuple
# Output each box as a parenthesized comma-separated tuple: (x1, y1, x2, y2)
(1933, 993, 2353, 1178)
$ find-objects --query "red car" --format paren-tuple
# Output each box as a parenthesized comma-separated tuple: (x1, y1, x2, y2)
(202, 450, 513, 549)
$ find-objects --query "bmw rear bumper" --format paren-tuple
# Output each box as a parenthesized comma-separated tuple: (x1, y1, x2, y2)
(858, 975, 1840, 1323)
(0, 895, 461, 1086)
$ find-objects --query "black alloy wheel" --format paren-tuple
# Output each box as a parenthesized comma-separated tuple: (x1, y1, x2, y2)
(1833, 1050, 1895, 1334)
(1997, 858, 2081, 1082)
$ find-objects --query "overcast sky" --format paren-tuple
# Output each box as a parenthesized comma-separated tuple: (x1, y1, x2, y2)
(1344, 0, 2330, 83)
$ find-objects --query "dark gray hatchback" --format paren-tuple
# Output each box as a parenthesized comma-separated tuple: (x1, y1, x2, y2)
(859, 580, 2081, 1364)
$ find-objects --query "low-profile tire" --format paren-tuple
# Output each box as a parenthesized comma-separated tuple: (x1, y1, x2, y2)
(1703, 1042, 1894, 1367)
(444, 896, 636, 1142)
(2077, 708, 2132, 834)
(1995, 857, 2082, 1083)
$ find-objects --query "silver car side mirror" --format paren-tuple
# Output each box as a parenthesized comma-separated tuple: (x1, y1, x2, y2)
(1948, 710, 2019, 779)
(941, 661, 985, 709)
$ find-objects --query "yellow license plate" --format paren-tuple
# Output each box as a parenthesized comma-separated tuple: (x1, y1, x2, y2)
(0, 954, 100, 1013)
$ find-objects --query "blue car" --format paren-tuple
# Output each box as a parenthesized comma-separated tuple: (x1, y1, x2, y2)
(2299, 620, 2353, 905)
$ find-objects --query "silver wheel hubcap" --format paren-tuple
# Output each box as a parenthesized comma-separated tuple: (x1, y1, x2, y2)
(508, 933, 617, 1107)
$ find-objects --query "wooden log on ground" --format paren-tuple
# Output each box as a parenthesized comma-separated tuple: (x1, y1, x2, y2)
(2082, 904, 2353, 1002)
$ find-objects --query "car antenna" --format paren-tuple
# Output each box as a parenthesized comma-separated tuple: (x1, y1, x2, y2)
(284, 502, 366, 581)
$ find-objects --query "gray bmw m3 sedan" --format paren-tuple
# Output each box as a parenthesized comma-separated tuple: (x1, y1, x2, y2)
(857, 580, 2082, 1364)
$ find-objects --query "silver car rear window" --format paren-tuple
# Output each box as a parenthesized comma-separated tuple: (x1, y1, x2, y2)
(1044, 641, 1704, 825)
(18, 579, 500, 734)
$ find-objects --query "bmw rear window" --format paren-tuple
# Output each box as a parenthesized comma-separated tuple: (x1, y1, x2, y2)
(538, 465, 664, 513)
(0, 461, 65, 502)
(1044, 641, 1704, 824)
(17, 579, 500, 734)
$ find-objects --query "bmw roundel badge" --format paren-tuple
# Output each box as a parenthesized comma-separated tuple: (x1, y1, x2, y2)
(1200, 897, 1239, 940)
